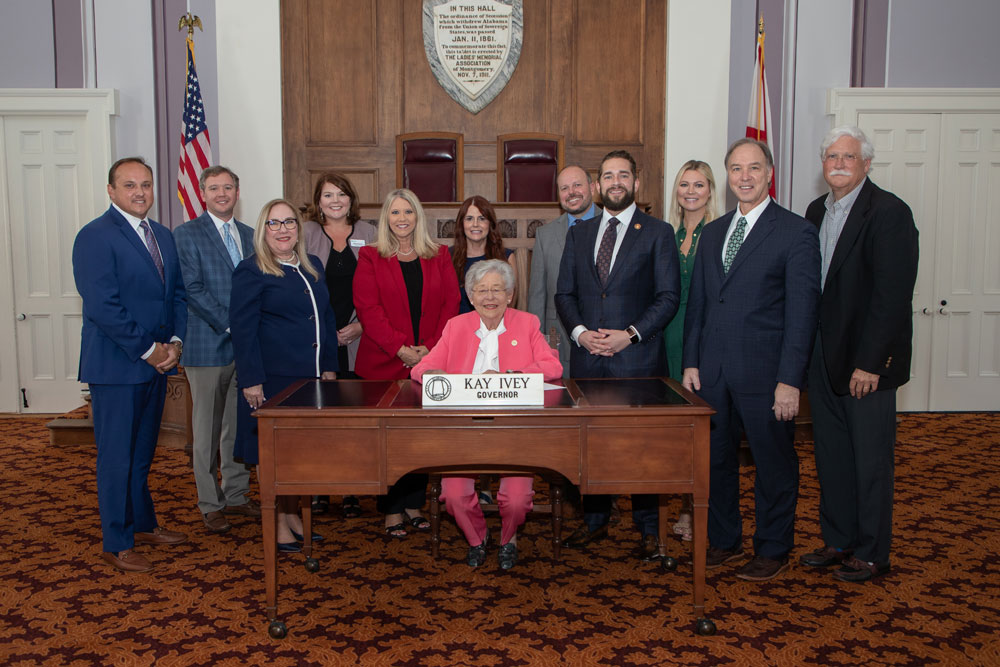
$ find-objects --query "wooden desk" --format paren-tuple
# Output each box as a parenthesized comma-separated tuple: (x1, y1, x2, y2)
(255, 377, 715, 636)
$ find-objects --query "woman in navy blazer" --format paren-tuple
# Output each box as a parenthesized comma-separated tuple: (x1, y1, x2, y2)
(231, 198, 339, 552)
(353, 188, 460, 536)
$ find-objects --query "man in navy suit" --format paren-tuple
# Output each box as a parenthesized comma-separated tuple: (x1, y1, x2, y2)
(799, 126, 918, 582)
(556, 150, 681, 559)
(174, 166, 259, 535)
(73, 157, 189, 572)
(683, 138, 820, 581)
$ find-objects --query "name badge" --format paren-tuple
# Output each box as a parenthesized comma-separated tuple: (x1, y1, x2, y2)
(422, 373, 544, 406)
(349, 239, 366, 248)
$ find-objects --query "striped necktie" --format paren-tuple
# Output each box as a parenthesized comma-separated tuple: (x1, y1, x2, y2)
(223, 222, 241, 268)
(139, 220, 164, 282)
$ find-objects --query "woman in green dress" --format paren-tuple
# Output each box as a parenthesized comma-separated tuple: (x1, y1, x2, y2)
(664, 159, 720, 541)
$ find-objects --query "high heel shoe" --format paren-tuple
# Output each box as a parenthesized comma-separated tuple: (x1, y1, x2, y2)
(277, 541, 301, 553)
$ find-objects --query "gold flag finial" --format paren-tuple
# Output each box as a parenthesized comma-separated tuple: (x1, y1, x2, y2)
(758, 16, 764, 35)
(178, 12, 203, 37)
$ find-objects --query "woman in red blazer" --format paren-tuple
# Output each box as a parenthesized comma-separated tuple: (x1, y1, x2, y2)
(412, 259, 562, 569)
(354, 188, 460, 537)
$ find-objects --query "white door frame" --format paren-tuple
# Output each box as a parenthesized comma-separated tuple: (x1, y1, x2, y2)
(0, 89, 117, 413)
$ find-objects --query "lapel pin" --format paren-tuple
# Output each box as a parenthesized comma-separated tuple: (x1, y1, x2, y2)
(634, 223, 641, 230)
(511, 340, 518, 346)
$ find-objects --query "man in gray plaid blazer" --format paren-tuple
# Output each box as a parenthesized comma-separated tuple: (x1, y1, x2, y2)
(174, 166, 259, 533)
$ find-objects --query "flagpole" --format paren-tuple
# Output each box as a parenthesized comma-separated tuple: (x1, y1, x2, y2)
(756, 17, 765, 142)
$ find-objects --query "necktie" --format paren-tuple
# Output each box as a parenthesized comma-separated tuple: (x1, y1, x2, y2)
(139, 219, 165, 282)
(595, 217, 620, 285)
(223, 222, 242, 268)
(723, 216, 747, 274)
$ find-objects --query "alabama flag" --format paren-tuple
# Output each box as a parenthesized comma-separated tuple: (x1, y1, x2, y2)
(746, 17, 776, 198)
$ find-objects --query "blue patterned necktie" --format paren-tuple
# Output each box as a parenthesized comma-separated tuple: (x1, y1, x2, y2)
(139, 220, 164, 282)
(723, 216, 747, 274)
(222, 222, 241, 268)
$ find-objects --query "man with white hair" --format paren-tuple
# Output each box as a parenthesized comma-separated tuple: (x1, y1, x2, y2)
(799, 125, 918, 582)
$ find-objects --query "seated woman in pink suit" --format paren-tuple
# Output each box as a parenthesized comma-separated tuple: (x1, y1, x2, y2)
(411, 259, 562, 569)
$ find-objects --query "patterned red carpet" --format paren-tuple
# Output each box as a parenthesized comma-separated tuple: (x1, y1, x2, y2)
(1, 413, 997, 666)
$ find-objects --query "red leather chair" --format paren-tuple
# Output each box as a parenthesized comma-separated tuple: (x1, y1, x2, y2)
(497, 133, 564, 202)
(396, 132, 464, 202)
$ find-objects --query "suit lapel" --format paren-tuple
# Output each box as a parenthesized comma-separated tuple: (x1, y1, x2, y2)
(604, 212, 644, 287)
(237, 220, 254, 258)
(198, 214, 234, 267)
(825, 180, 873, 286)
(579, 219, 602, 285)
(112, 209, 163, 286)
(724, 202, 776, 281)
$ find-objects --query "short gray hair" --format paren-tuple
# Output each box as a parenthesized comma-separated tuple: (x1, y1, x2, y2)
(465, 258, 515, 295)
(820, 125, 875, 161)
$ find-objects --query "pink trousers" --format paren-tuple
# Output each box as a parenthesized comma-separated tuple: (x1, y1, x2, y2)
(440, 476, 534, 546)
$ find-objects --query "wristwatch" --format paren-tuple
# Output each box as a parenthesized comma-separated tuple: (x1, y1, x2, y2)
(626, 325, 640, 345)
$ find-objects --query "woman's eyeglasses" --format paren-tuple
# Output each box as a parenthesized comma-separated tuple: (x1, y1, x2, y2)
(265, 218, 298, 231)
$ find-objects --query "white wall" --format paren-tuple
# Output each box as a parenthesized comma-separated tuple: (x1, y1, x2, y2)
(664, 0, 731, 219)
(215, 0, 283, 225)
(787, 1, 853, 216)
(93, 0, 159, 219)
(0, 1, 54, 88)
(886, 0, 1000, 88)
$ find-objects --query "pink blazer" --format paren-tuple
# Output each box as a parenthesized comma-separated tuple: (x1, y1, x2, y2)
(411, 308, 562, 382)
(354, 244, 460, 379)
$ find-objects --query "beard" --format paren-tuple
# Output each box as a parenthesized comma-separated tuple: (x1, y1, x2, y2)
(601, 185, 635, 212)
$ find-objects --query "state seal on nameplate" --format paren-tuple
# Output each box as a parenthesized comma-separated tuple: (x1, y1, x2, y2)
(422, 0, 523, 114)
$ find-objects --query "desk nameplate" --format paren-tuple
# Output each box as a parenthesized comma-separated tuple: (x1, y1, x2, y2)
(421, 373, 544, 406)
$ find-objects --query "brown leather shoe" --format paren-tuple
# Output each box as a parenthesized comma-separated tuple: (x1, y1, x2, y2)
(561, 524, 608, 549)
(706, 545, 745, 569)
(101, 549, 153, 572)
(203, 511, 231, 534)
(134, 527, 188, 545)
(631, 534, 661, 561)
(223, 500, 261, 518)
(736, 555, 789, 581)
(833, 557, 890, 582)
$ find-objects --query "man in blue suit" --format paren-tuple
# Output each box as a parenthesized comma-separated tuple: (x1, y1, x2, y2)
(682, 138, 820, 581)
(556, 150, 681, 559)
(174, 166, 258, 535)
(73, 157, 189, 572)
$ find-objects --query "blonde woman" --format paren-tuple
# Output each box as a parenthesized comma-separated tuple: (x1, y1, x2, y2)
(231, 198, 339, 551)
(665, 161, 720, 542)
(353, 188, 460, 536)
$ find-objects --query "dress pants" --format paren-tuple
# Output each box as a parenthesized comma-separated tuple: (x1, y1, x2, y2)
(186, 363, 250, 514)
(377, 474, 428, 515)
(699, 374, 798, 560)
(441, 476, 534, 545)
(90, 377, 167, 553)
(583, 494, 659, 537)
(809, 336, 896, 565)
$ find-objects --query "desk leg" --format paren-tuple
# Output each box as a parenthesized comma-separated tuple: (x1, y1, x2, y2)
(429, 476, 442, 560)
(262, 497, 278, 620)
(551, 483, 562, 559)
(658, 494, 678, 571)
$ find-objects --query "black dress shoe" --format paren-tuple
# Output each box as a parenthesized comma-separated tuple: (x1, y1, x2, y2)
(706, 545, 745, 569)
(833, 557, 890, 582)
(561, 524, 608, 549)
(799, 545, 851, 568)
(631, 534, 660, 561)
(498, 542, 518, 570)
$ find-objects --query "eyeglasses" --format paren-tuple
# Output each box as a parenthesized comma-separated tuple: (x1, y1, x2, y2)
(265, 218, 298, 231)
(471, 287, 507, 297)
(823, 153, 860, 163)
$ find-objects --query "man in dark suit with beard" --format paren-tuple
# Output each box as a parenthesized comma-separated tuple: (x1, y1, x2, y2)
(555, 149, 680, 560)
(799, 126, 918, 582)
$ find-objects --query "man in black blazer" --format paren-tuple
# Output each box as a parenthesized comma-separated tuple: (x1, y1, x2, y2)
(556, 150, 680, 559)
(683, 138, 820, 581)
(799, 126, 918, 582)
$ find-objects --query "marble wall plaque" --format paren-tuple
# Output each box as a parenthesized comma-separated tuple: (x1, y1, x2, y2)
(423, 0, 523, 114)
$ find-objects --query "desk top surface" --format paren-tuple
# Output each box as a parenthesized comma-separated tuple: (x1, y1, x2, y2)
(259, 377, 710, 415)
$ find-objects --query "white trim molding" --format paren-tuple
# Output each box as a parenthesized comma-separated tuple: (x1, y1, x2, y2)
(829, 88, 1000, 123)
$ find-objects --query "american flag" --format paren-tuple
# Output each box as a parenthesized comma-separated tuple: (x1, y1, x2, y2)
(746, 16, 776, 199)
(177, 36, 212, 221)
